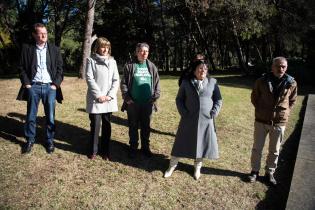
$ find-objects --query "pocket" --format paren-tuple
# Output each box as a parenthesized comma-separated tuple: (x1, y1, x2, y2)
(50, 85, 57, 91)
(202, 112, 212, 119)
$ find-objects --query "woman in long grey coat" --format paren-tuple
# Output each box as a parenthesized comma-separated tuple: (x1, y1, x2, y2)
(86, 37, 119, 160)
(164, 60, 222, 179)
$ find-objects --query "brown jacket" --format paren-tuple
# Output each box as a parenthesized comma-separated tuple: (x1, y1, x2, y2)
(251, 73, 297, 126)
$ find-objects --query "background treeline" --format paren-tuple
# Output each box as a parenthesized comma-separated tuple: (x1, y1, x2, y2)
(0, 0, 314, 83)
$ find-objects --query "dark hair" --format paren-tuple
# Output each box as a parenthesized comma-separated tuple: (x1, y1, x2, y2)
(178, 54, 206, 86)
(191, 60, 206, 72)
(178, 60, 207, 85)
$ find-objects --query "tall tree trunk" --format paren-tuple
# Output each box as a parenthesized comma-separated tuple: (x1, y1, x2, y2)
(159, 0, 170, 72)
(193, 15, 216, 71)
(79, 0, 96, 79)
(54, 1, 71, 47)
(230, 17, 248, 74)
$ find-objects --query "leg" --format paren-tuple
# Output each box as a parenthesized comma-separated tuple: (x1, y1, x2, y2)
(42, 85, 56, 145)
(89, 114, 101, 158)
(194, 158, 203, 180)
(248, 121, 269, 182)
(250, 121, 269, 172)
(24, 85, 41, 144)
(127, 103, 140, 149)
(100, 113, 112, 159)
(139, 103, 153, 151)
(164, 156, 180, 178)
(266, 125, 285, 174)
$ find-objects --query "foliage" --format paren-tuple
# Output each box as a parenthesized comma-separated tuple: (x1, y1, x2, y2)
(61, 34, 82, 72)
(0, 0, 314, 80)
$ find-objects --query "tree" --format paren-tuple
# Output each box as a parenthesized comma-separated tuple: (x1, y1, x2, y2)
(79, 0, 96, 79)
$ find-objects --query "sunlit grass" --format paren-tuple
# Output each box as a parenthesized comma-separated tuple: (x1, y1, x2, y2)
(0, 75, 304, 209)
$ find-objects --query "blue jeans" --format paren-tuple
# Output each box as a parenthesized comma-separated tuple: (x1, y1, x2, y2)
(25, 83, 56, 144)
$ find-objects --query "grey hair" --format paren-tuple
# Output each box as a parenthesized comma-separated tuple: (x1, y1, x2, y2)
(272, 56, 287, 64)
(136, 42, 149, 53)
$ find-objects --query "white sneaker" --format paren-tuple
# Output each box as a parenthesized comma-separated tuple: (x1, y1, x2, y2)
(164, 165, 176, 178)
(194, 161, 202, 180)
(194, 168, 201, 180)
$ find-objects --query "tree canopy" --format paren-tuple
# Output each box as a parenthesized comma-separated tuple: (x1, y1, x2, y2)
(0, 0, 314, 82)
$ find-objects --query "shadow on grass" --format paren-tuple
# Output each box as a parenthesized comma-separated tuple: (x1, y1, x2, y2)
(0, 112, 169, 173)
(216, 75, 255, 90)
(255, 96, 307, 210)
(0, 112, 89, 155)
(77, 108, 176, 137)
(173, 162, 248, 180)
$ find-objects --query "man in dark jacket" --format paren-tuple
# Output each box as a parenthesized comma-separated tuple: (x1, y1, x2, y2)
(248, 57, 297, 185)
(120, 43, 160, 158)
(17, 23, 63, 154)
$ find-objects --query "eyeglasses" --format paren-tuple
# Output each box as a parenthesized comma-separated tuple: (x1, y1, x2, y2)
(139, 50, 149, 53)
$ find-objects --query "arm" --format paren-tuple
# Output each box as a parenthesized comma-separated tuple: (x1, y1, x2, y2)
(86, 58, 102, 99)
(107, 60, 120, 99)
(120, 64, 133, 103)
(52, 46, 64, 87)
(18, 44, 31, 86)
(210, 83, 223, 118)
(289, 82, 298, 109)
(176, 81, 189, 117)
(251, 80, 260, 108)
(151, 64, 161, 102)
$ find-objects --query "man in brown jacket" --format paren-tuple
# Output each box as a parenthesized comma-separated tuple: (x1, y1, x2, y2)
(248, 57, 297, 185)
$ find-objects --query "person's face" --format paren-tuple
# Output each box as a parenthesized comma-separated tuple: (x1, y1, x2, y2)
(272, 60, 287, 78)
(33, 27, 48, 45)
(137, 47, 149, 63)
(97, 46, 110, 56)
(194, 64, 208, 80)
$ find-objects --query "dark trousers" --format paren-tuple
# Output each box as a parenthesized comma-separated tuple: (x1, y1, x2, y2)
(25, 83, 56, 144)
(127, 102, 153, 150)
(89, 113, 112, 155)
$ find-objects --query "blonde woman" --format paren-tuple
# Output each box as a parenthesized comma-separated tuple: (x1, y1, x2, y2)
(86, 37, 119, 160)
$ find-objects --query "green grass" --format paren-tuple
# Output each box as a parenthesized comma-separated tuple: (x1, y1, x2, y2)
(0, 75, 305, 209)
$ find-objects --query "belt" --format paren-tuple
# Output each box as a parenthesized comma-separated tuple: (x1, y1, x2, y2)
(32, 82, 50, 85)
(255, 119, 274, 125)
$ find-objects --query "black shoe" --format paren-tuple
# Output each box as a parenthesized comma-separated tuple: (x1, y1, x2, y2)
(141, 148, 153, 158)
(46, 143, 55, 154)
(22, 142, 33, 154)
(102, 151, 111, 161)
(128, 147, 137, 159)
(88, 154, 96, 159)
(248, 171, 259, 183)
(265, 173, 277, 186)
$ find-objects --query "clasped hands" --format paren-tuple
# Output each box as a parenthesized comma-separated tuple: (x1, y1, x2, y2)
(97, 95, 112, 103)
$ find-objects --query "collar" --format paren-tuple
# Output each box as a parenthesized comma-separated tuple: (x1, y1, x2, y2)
(36, 42, 47, 50)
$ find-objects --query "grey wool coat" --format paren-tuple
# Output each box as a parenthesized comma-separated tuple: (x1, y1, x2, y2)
(86, 54, 120, 114)
(171, 77, 223, 159)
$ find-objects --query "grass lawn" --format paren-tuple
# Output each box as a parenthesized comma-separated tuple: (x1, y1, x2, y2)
(0, 75, 305, 209)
